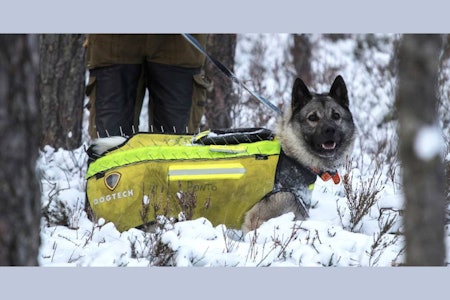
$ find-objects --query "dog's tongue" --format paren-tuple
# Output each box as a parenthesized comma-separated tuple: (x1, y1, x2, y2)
(322, 142, 336, 150)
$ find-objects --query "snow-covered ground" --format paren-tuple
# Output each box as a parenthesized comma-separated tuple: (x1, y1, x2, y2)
(37, 34, 450, 267)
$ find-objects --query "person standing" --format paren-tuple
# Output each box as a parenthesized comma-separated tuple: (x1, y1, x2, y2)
(85, 34, 211, 138)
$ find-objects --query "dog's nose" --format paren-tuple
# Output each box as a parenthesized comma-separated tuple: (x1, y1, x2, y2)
(324, 126, 336, 135)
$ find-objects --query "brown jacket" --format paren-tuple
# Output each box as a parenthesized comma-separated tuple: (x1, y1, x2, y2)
(86, 34, 207, 69)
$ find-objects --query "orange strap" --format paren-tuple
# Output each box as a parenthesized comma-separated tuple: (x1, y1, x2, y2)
(319, 172, 341, 184)
(311, 168, 341, 184)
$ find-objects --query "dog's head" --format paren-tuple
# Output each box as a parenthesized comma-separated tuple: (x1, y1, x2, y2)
(277, 75, 356, 170)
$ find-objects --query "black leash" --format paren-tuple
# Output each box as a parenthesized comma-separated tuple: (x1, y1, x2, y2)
(182, 33, 282, 116)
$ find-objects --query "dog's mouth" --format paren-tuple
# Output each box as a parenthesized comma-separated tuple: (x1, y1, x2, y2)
(321, 141, 337, 151)
(314, 140, 339, 158)
(309, 135, 341, 158)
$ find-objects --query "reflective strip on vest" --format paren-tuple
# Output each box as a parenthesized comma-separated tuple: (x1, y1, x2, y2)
(168, 163, 246, 180)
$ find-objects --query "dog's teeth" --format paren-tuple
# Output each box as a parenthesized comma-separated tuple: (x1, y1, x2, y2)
(322, 142, 336, 150)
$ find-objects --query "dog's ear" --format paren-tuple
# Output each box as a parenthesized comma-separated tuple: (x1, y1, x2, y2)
(292, 78, 312, 112)
(329, 75, 349, 107)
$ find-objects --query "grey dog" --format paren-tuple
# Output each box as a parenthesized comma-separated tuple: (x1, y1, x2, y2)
(88, 75, 356, 234)
(242, 75, 356, 233)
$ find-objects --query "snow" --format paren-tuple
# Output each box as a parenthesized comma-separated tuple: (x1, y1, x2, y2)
(38, 155, 405, 267)
(36, 34, 450, 269)
(414, 125, 445, 160)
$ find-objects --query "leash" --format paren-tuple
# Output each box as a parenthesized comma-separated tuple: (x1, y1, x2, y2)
(182, 33, 282, 116)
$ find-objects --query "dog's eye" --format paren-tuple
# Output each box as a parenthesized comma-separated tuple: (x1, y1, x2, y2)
(332, 112, 341, 120)
(307, 113, 319, 122)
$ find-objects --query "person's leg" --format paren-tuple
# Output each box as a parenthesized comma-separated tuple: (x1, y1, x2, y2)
(91, 64, 141, 137)
(147, 62, 200, 133)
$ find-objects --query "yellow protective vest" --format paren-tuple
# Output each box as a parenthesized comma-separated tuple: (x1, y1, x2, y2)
(85, 132, 281, 231)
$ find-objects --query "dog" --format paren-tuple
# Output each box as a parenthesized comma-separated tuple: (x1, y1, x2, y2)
(241, 75, 356, 233)
(88, 75, 356, 234)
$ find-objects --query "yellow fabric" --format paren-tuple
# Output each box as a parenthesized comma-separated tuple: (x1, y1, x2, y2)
(86, 133, 281, 178)
(86, 133, 281, 231)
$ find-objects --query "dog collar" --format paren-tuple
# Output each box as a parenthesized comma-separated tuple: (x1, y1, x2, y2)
(310, 168, 341, 184)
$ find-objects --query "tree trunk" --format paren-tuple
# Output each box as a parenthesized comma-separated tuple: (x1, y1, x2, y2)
(290, 34, 313, 86)
(0, 34, 41, 266)
(396, 34, 446, 265)
(40, 34, 85, 150)
(204, 34, 237, 129)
